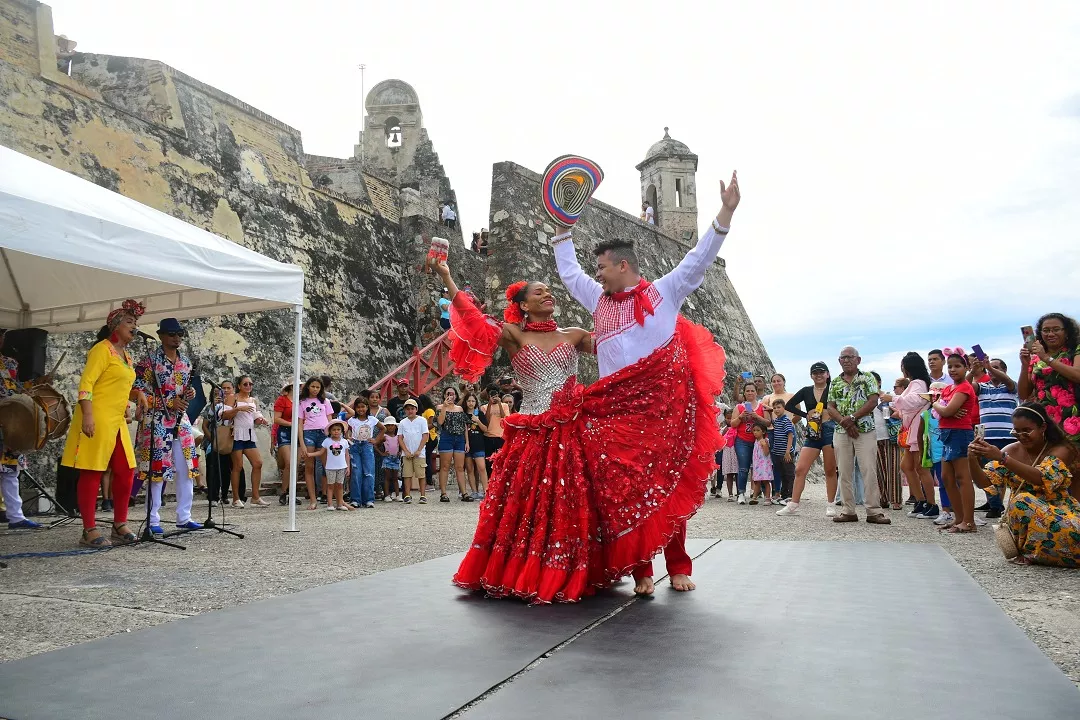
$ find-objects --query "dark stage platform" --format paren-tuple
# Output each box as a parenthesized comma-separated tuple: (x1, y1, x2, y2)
(2, 540, 1078, 720)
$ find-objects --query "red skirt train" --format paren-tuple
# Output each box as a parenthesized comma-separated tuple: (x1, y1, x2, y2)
(452, 316, 726, 603)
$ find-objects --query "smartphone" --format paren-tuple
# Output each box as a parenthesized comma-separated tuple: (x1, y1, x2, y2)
(1021, 325, 1036, 347)
(974, 424, 986, 441)
(971, 344, 987, 362)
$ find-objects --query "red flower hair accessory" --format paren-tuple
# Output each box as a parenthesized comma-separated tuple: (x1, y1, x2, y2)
(503, 281, 528, 324)
(106, 298, 146, 330)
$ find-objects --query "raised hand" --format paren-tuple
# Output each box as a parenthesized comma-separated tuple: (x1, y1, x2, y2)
(434, 260, 451, 280)
(720, 171, 740, 212)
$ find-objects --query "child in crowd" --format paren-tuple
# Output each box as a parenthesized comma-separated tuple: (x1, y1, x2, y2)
(769, 399, 796, 502)
(313, 420, 351, 511)
(932, 354, 980, 532)
(377, 417, 403, 502)
(719, 408, 739, 500)
(399, 399, 429, 504)
(751, 424, 773, 505)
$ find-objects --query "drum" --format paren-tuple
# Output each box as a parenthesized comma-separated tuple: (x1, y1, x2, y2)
(0, 383, 71, 454)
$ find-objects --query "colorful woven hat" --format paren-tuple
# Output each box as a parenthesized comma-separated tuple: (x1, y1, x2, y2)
(540, 155, 604, 227)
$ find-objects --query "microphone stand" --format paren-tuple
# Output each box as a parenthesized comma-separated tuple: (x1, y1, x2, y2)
(200, 377, 243, 539)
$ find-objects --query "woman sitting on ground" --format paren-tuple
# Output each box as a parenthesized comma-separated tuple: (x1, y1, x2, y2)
(968, 402, 1079, 567)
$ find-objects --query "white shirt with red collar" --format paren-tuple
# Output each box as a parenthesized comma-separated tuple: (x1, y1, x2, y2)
(554, 222, 728, 378)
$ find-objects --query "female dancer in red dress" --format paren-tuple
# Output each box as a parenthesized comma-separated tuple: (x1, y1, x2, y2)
(439, 254, 727, 604)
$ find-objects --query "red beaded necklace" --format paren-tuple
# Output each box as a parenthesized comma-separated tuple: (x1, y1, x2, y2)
(523, 320, 558, 333)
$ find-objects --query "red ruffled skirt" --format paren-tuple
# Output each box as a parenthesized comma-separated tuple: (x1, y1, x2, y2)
(453, 316, 726, 603)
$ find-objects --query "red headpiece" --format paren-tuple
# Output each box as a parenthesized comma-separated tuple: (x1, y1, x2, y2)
(106, 299, 146, 330)
(503, 281, 528, 324)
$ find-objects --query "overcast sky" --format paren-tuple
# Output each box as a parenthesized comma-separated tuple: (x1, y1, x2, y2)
(48, 0, 1080, 391)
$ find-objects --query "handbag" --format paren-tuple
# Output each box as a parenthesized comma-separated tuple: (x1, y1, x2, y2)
(216, 424, 234, 455)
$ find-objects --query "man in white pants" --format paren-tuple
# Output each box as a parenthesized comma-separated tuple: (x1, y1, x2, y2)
(827, 346, 890, 524)
(133, 318, 201, 534)
(0, 328, 42, 529)
(554, 172, 740, 595)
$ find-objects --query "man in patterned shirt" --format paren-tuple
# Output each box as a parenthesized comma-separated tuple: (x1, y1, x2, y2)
(0, 328, 43, 529)
(133, 318, 201, 534)
(827, 346, 890, 524)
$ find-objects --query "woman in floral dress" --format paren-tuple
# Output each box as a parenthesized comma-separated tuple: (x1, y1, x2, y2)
(1019, 313, 1080, 444)
(968, 402, 1079, 567)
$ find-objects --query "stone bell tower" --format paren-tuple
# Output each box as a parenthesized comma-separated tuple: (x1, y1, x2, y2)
(356, 79, 422, 182)
(635, 127, 700, 242)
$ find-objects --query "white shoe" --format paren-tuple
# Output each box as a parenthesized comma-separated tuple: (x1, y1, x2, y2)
(974, 516, 987, 526)
(326, 503, 337, 511)
(336, 504, 350, 511)
(825, 505, 836, 517)
(763, 498, 773, 506)
(737, 493, 747, 505)
(933, 511, 955, 526)
(232, 500, 245, 508)
(383, 496, 394, 503)
(776, 501, 800, 516)
(392, 494, 401, 502)
(250, 498, 270, 506)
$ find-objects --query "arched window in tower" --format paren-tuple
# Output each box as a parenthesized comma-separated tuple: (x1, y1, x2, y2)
(385, 117, 403, 148)
(646, 184, 658, 225)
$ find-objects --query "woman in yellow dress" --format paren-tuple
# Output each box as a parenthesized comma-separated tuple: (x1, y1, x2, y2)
(968, 402, 1080, 567)
(62, 300, 150, 547)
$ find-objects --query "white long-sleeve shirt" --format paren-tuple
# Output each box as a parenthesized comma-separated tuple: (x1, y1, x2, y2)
(554, 223, 727, 378)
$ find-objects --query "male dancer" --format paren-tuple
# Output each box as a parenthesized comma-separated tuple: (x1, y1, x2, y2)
(554, 172, 740, 594)
(0, 328, 43, 529)
(133, 318, 201, 534)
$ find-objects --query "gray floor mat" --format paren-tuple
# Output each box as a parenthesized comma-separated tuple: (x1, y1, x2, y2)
(460, 540, 1080, 720)
(0, 540, 715, 720)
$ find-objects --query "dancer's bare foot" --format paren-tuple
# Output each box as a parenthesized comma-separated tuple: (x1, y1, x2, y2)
(669, 573, 696, 591)
(633, 576, 655, 596)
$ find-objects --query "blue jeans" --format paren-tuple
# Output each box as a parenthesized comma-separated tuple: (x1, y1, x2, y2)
(933, 461, 949, 508)
(735, 437, 755, 494)
(350, 442, 375, 505)
(852, 458, 865, 505)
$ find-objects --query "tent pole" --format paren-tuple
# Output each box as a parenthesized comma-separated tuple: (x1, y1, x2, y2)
(284, 304, 303, 533)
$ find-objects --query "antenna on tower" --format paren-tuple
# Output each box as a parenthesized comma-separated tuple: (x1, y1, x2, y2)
(359, 63, 366, 168)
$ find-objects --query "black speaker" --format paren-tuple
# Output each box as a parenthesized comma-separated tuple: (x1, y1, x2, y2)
(2, 328, 48, 382)
(54, 460, 80, 517)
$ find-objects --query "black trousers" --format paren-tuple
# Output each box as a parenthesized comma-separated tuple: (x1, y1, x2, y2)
(206, 450, 245, 502)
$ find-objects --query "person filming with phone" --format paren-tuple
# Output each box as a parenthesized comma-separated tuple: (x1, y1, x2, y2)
(1018, 313, 1080, 456)
(968, 352, 1018, 519)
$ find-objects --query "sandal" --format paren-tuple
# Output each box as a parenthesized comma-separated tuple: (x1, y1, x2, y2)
(308, 502, 319, 510)
(440, 494, 450, 503)
(79, 527, 112, 548)
(111, 523, 137, 545)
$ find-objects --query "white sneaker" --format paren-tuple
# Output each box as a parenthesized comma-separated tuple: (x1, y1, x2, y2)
(326, 503, 337, 511)
(250, 497, 270, 506)
(231, 500, 245, 509)
(763, 498, 773, 506)
(933, 511, 955, 526)
(974, 516, 987, 526)
(776, 501, 800, 516)
(737, 493, 747, 505)
(383, 496, 394, 503)
(392, 494, 401, 502)
(825, 505, 836, 517)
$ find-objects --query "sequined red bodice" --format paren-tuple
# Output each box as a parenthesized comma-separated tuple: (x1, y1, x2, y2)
(511, 343, 580, 415)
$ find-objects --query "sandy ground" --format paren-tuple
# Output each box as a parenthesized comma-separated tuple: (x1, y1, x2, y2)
(1, 481, 1078, 686)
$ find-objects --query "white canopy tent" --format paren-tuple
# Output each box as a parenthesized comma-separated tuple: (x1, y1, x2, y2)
(0, 145, 307, 532)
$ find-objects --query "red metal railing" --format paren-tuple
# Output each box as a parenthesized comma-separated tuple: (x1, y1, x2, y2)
(372, 331, 455, 399)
